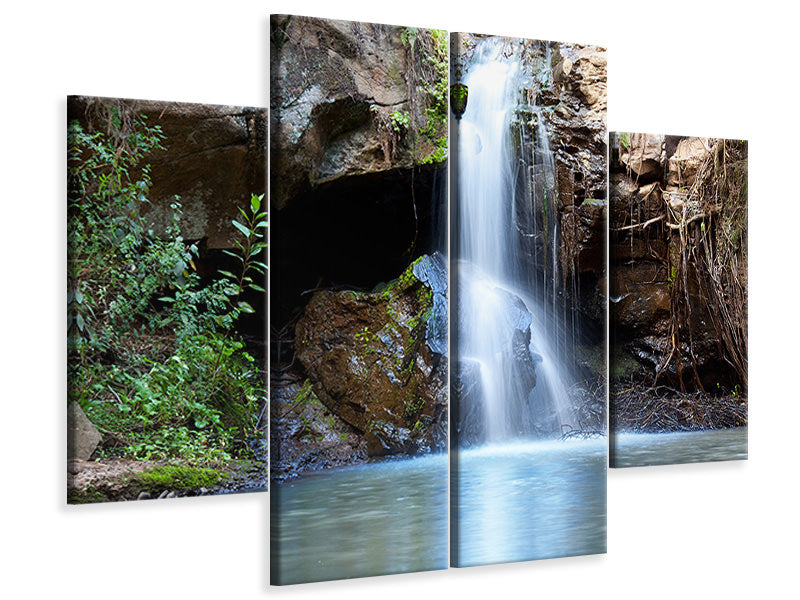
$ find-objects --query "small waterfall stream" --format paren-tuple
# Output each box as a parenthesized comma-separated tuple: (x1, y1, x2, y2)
(455, 37, 575, 445)
(451, 36, 606, 568)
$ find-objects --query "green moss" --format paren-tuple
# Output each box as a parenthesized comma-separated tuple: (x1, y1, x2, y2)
(411, 29, 448, 165)
(399, 265, 419, 290)
(68, 486, 107, 505)
(403, 396, 426, 423)
(386, 303, 398, 321)
(450, 83, 468, 118)
(129, 464, 223, 493)
(355, 326, 379, 344)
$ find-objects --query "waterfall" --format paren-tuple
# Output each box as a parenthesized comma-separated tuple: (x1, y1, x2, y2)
(455, 37, 575, 446)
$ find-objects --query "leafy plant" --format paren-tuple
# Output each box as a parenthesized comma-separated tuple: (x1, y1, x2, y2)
(67, 103, 266, 464)
(390, 110, 410, 133)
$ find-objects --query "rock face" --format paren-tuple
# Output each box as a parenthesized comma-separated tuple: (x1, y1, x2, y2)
(269, 380, 368, 482)
(67, 96, 266, 249)
(520, 39, 608, 380)
(270, 15, 447, 211)
(609, 133, 747, 390)
(620, 133, 666, 178)
(545, 43, 608, 213)
(295, 254, 448, 456)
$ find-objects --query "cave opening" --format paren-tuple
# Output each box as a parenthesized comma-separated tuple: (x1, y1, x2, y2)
(271, 164, 446, 362)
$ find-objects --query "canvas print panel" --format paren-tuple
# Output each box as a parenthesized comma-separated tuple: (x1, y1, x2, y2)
(269, 16, 448, 584)
(449, 34, 607, 567)
(67, 96, 268, 503)
(608, 132, 748, 467)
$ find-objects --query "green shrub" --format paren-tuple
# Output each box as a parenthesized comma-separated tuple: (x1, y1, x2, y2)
(67, 103, 266, 464)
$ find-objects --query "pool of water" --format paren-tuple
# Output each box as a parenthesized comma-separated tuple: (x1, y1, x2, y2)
(452, 437, 607, 567)
(270, 454, 448, 585)
(271, 437, 609, 583)
(610, 427, 748, 467)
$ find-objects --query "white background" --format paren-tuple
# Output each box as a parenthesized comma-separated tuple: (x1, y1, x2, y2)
(2, 1, 797, 598)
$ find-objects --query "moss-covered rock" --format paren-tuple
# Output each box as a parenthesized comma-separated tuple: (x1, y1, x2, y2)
(126, 465, 223, 494)
(450, 83, 468, 119)
(66, 459, 250, 504)
(295, 253, 447, 456)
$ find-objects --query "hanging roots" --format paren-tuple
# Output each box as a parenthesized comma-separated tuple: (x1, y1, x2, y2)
(616, 138, 747, 392)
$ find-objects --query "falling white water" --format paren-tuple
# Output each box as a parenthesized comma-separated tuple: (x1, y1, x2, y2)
(457, 37, 574, 444)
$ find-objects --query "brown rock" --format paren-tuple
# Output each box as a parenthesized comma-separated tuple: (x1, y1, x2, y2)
(67, 97, 266, 249)
(295, 256, 447, 456)
(621, 133, 665, 178)
(270, 16, 446, 211)
(610, 261, 671, 335)
(667, 137, 710, 188)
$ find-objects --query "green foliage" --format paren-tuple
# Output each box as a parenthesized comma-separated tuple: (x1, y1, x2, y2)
(417, 29, 448, 165)
(390, 110, 411, 133)
(67, 106, 266, 464)
(400, 27, 418, 53)
(619, 131, 630, 150)
(399, 28, 448, 165)
(450, 83, 468, 117)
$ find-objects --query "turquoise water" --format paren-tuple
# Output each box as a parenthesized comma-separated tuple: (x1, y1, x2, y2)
(271, 436, 609, 583)
(610, 427, 748, 467)
(270, 454, 448, 585)
(452, 437, 607, 567)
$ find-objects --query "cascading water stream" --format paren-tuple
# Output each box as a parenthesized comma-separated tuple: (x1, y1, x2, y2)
(456, 37, 574, 445)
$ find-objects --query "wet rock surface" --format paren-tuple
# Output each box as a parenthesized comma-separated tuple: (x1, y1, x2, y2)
(269, 379, 368, 483)
(453, 283, 540, 446)
(271, 254, 448, 480)
(293, 254, 448, 460)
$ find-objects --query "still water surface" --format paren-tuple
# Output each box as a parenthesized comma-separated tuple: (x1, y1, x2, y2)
(453, 438, 607, 567)
(272, 437, 608, 583)
(610, 427, 748, 467)
(271, 454, 448, 585)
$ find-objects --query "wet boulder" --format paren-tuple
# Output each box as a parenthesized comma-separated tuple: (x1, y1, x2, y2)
(295, 254, 448, 456)
(453, 358, 485, 446)
(411, 253, 448, 356)
(454, 275, 539, 446)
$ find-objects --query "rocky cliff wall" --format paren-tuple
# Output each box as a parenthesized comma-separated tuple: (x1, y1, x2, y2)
(67, 96, 266, 249)
(610, 133, 748, 392)
(270, 15, 447, 211)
